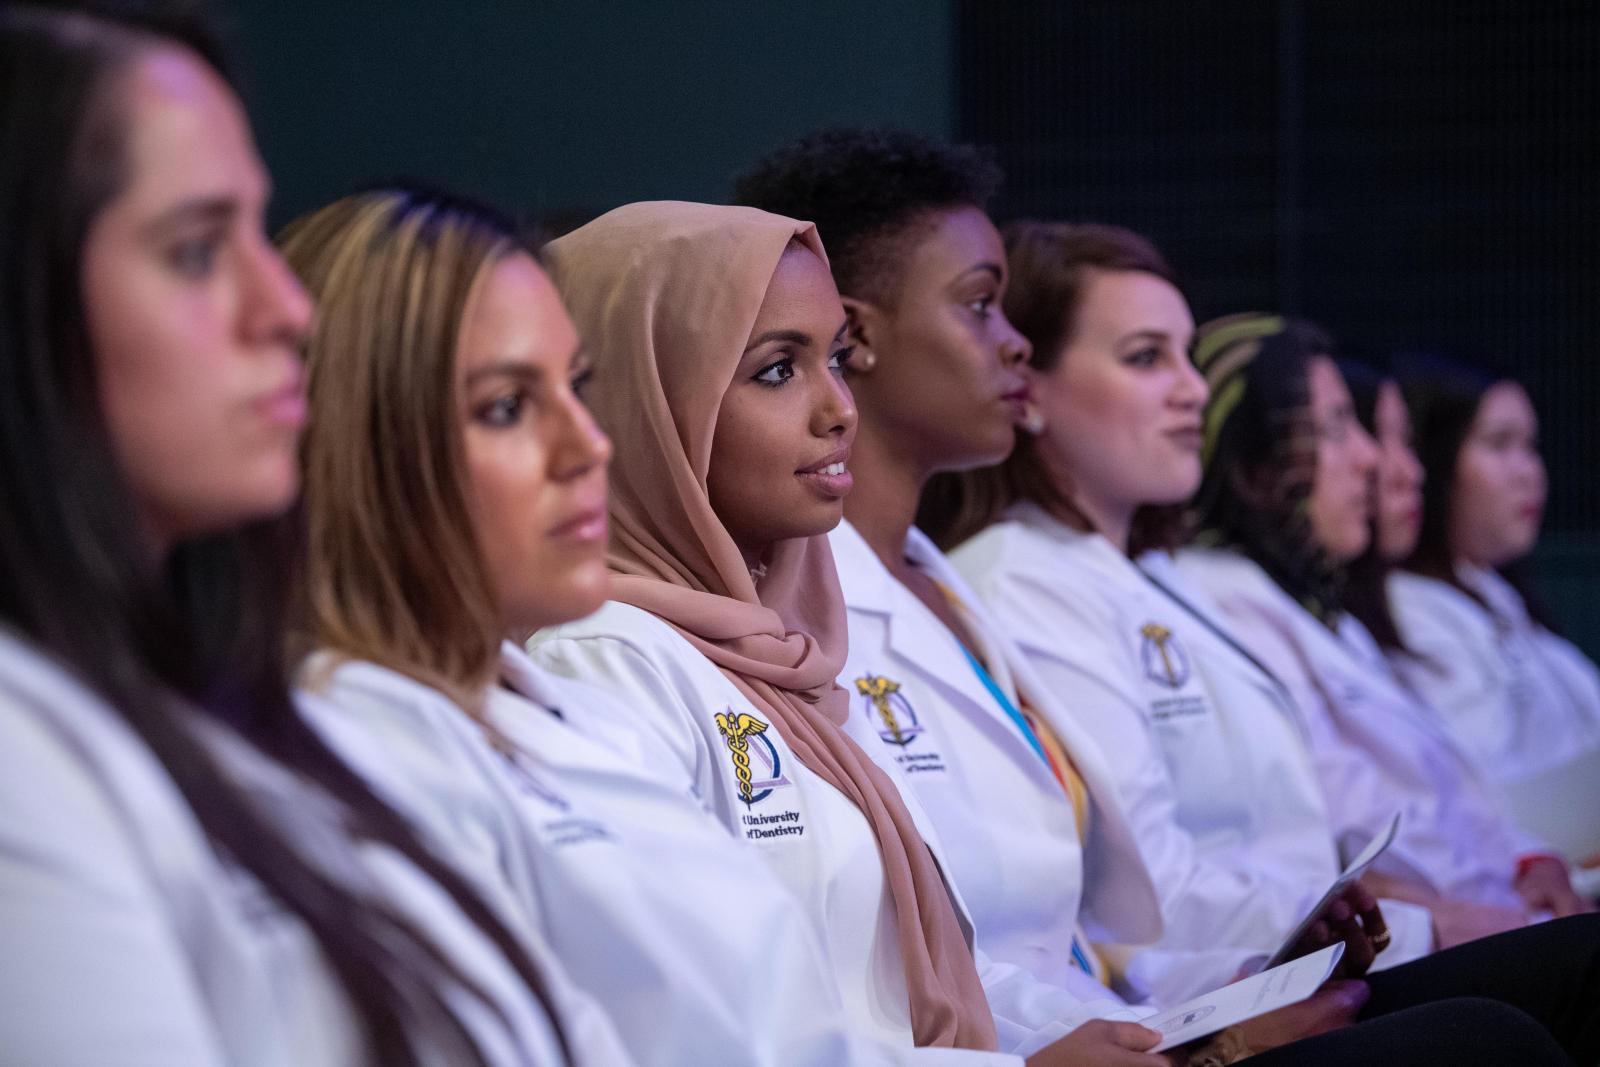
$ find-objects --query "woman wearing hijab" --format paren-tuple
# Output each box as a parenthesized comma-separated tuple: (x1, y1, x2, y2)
(528, 198, 1594, 1066)
(527, 199, 1192, 1065)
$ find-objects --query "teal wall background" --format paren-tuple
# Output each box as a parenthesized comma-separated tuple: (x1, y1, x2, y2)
(221, 1, 1598, 657)
(226, 1, 954, 230)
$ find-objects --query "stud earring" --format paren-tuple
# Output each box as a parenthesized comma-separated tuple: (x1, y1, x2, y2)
(1019, 400, 1046, 436)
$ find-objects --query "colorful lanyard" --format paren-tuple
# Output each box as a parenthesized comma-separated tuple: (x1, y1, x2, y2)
(959, 646, 1051, 766)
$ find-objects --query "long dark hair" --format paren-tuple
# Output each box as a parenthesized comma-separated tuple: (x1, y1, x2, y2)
(0, 5, 566, 1063)
(1338, 359, 1410, 653)
(917, 220, 1189, 554)
(1191, 314, 1343, 623)
(1397, 354, 1556, 631)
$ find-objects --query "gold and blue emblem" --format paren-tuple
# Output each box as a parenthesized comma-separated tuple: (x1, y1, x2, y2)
(714, 709, 790, 806)
(855, 674, 924, 747)
(1139, 622, 1192, 689)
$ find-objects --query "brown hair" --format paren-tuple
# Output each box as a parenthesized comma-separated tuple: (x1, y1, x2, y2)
(279, 188, 529, 709)
(917, 220, 1186, 554)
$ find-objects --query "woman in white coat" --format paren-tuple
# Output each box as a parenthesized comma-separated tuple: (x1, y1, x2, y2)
(1173, 314, 1591, 926)
(899, 222, 1436, 1003)
(525, 198, 1191, 1066)
(1387, 359, 1600, 792)
(281, 186, 890, 1067)
(0, 11, 597, 1065)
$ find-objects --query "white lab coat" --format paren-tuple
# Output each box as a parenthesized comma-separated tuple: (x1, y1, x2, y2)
(530, 602, 1164, 1059)
(945, 508, 1433, 1003)
(1174, 546, 1542, 909)
(0, 628, 581, 1067)
(830, 521, 1193, 994)
(1388, 566, 1600, 785)
(305, 642, 915, 1067)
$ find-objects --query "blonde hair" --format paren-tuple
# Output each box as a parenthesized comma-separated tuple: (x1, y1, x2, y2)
(279, 189, 526, 708)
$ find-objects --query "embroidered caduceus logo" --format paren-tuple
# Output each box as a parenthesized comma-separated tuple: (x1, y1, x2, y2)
(856, 675, 905, 743)
(855, 673, 922, 747)
(715, 711, 770, 805)
(1139, 622, 1191, 689)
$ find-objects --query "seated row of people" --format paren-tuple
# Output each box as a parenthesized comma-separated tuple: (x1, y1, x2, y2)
(3, 4, 1596, 1065)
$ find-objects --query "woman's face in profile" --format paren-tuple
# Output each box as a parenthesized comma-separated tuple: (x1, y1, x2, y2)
(847, 206, 1033, 475)
(1371, 381, 1426, 562)
(1027, 268, 1206, 516)
(1305, 357, 1381, 562)
(707, 246, 856, 568)
(83, 45, 312, 549)
(457, 251, 613, 634)
(1450, 381, 1546, 568)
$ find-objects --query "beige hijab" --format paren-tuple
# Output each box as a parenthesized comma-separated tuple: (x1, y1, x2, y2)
(546, 201, 997, 1050)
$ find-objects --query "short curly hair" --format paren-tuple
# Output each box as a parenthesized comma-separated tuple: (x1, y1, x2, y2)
(732, 126, 1002, 306)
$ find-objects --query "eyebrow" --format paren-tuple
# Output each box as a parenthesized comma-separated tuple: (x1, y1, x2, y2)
(464, 360, 546, 386)
(743, 321, 849, 354)
(955, 261, 1004, 284)
(140, 195, 240, 240)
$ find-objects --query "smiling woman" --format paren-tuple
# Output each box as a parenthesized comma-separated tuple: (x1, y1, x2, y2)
(528, 200, 1020, 1058)
(708, 239, 858, 571)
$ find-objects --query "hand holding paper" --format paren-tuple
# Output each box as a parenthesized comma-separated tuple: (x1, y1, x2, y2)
(1144, 943, 1348, 1053)
(1264, 812, 1403, 971)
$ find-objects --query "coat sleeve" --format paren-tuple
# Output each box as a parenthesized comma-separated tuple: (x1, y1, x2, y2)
(0, 696, 229, 1066)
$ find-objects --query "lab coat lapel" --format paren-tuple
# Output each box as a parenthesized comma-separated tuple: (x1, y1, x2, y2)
(906, 530, 1164, 939)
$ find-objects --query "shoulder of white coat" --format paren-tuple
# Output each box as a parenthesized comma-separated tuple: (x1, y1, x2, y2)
(0, 630, 150, 807)
(1386, 571, 1493, 648)
(0, 628, 121, 732)
(527, 601, 734, 756)
(298, 654, 478, 755)
(533, 601, 736, 701)
(503, 644, 691, 768)
(1172, 547, 1289, 614)
(533, 600, 699, 672)
(955, 520, 1136, 638)
(1459, 565, 1531, 623)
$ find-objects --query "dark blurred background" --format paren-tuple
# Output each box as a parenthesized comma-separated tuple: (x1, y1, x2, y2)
(227, 0, 1599, 653)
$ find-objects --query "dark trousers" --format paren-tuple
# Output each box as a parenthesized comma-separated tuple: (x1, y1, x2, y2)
(1243, 914, 1600, 1066)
